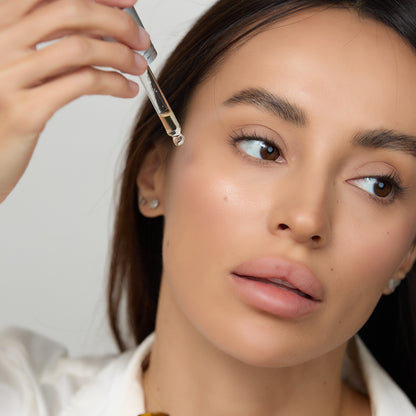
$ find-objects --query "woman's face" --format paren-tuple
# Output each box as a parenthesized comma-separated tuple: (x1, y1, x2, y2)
(151, 8, 416, 366)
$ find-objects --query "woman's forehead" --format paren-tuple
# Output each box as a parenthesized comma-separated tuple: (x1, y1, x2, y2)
(194, 7, 416, 134)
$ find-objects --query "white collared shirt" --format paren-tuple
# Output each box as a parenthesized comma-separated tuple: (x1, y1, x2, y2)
(0, 327, 414, 415)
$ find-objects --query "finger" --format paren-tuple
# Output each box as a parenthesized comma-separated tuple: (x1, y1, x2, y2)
(0, 0, 49, 27)
(95, 0, 137, 7)
(0, 0, 135, 27)
(12, 0, 150, 51)
(25, 67, 139, 123)
(5, 35, 147, 89)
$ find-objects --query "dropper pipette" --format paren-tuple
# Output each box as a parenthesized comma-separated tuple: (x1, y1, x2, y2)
(125, 7, 185, 146)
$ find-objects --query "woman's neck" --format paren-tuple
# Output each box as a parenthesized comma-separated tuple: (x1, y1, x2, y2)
(142, 281, 370, 416)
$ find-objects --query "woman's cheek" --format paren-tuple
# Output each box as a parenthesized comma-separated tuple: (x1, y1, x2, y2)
(345, 220, 414, 287)
(322, 222, 414, 339)
(163, 137, 259, 238)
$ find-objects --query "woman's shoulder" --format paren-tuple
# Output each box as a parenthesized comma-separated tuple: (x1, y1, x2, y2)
(352, 337, 416, 415)
(0, 327, 154, 416)
(0, 327, 119, 416)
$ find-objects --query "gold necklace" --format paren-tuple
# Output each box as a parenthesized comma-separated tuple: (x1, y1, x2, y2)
(138, 414, 168, 416)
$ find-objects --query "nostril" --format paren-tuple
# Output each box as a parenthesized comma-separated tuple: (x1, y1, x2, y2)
(276, 224, 322, 243)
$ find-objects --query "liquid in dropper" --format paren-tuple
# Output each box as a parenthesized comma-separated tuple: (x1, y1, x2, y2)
(159, 111, 185, 146)
(126, 8, 185, 147)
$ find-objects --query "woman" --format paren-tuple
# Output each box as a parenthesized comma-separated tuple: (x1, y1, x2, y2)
(1, 0, 416, 415)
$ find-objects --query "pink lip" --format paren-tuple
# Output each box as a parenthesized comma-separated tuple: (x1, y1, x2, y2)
(229, 257, 324, 319)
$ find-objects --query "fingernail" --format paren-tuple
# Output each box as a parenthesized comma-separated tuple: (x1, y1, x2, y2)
(134, 52, 147, 70)
(142, 29, 151, 44)
(129, 80, 139, 92)
(138, 28, 151, 49)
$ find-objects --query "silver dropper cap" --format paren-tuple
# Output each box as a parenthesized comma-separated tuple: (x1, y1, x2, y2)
(124, 7, 157, 64)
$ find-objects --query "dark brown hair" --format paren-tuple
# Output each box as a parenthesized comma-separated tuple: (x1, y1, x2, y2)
(108, 0, 416, 404)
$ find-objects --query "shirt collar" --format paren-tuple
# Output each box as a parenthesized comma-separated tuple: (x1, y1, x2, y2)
(61, 333, 415, 416)
(353, 337, 415, 415)
(59, 333, 154, 416)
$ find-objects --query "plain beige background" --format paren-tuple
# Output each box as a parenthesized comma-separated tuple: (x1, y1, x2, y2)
(0, 0, 216, 356)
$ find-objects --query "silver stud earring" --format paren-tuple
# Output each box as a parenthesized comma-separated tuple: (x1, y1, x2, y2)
(150, 199, 160, 209)
(139, 196, 147, 206)
(388, 278, 400, 293)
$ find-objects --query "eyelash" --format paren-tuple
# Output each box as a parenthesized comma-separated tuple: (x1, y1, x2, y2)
(228, 132, 284, 164)
(228, 132, 406, 206)
(355, 173, 405, 206)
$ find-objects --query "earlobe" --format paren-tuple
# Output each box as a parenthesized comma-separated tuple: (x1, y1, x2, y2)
(136, 145, 168, 218)
(383, 244, 416, 295)
(397, 244, 416, 278)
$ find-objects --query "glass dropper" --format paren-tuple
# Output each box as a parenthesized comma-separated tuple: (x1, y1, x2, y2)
(125, 7, 185, 147)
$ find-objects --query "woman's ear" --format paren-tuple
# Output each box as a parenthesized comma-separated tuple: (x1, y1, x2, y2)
(136, 144, 168, 218)
(383, 243, 416, 295)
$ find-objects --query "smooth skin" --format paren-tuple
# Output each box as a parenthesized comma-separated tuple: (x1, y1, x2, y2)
(138, 7, 416, 416)
(0, 0, 149, 203)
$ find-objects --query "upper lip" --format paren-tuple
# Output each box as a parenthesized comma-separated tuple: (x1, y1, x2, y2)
(231, 257, 324, 302)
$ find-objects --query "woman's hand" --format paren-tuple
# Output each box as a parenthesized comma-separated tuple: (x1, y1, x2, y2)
(0, 0, 149, 203)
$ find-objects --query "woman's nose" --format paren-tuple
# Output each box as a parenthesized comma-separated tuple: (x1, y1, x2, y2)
(268, 175, 332, 247)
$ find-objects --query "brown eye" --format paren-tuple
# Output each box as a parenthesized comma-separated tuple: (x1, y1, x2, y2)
(260, 143, 281, 160)
(237, 139, 282, 162)
(373, 179, 393, 198)
(351, 176, 401, 203)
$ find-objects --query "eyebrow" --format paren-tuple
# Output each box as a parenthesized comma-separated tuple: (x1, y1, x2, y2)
(353, 129, 416, 158)
(223, 88, 307, 127)
(223, 88, 416, 158)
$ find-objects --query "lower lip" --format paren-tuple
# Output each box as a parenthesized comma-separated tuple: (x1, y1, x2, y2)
(230, 274, 321, 319)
